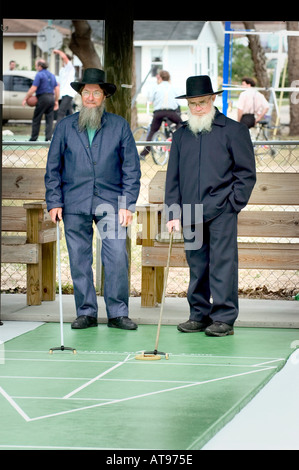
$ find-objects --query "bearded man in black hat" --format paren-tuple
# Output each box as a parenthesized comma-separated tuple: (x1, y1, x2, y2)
(165, 75, 256, 336)
(45, 69, 141, 330)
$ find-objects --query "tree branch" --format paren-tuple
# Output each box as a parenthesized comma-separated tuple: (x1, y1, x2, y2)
(69, 20, 102, 69)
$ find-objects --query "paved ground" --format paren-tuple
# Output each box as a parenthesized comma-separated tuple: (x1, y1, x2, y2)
(1, 294, 298, 329)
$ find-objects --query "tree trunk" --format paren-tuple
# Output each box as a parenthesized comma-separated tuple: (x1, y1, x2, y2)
(69, 20, 102, 69)
(103, 10, 134, 294)
(131, 46, 138, 130)
(243, 21, 270, 100)
(104, 10, 134, 126)
(287, 22, 299, 136)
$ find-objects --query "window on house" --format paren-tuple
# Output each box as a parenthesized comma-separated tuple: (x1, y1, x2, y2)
(151, 49, 163, 76)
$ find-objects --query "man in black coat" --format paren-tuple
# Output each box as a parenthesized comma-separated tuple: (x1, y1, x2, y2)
(165, 75, 256, 336)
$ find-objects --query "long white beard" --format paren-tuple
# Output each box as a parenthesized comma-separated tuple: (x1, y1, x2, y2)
(187, 106, 216, 135)
(79, 103, 105, 130)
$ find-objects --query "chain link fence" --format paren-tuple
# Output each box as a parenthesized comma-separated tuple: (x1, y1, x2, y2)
(2, 137, 299, 299)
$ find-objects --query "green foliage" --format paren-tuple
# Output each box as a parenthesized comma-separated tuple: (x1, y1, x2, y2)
(219, 44, 255, 84)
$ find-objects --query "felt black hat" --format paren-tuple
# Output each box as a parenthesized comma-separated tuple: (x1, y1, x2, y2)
(71, 68, 116, 97)
(176, 75, 223, 99)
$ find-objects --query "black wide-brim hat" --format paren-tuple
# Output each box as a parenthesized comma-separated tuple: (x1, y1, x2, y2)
(71, 68, 116, 97)
(176, 75, 223, 99)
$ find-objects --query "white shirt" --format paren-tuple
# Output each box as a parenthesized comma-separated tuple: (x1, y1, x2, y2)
(237, 88, 269, 118)
(58, 61, 76, 98)
(148, 81, 179, 111)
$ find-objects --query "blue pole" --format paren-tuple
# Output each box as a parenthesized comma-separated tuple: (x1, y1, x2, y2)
(222, 21, 231, 116)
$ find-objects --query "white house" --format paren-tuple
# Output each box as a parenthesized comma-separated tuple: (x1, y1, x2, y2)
(2, 19, 73, 73)
(133, 21, 224, 103)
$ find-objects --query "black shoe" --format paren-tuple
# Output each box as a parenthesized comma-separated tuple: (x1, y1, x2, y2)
(177, 319, 211, 333)
(71, 315, 98, 329)
(139, 148, 150, 160)
(108, 316, 138, 330)
(205, 321, 234, 337)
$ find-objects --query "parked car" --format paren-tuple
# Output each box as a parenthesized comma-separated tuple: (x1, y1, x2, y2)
(3, 70, 36, 123)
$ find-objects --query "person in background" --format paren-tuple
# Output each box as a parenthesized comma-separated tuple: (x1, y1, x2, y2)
(53, 49, 76, 124)
(8, 60, 16, 71)
(237, 77, 269, 129)
(139, 70, 182, 159)
(22, 59, 59, 141)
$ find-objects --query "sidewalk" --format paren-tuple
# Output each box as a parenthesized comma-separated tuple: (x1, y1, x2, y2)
(1, 294, 298, 328)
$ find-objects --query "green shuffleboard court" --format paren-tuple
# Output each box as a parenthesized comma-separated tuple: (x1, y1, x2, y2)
(0, 323, 298, 450)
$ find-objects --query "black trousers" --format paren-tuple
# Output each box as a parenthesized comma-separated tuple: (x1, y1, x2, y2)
(56, 95, 73, 125)
(30, 93, 55, 141)
(185, 203, 239, 326)
(147, 109, 182, 141)
(141, 109, 182, 156)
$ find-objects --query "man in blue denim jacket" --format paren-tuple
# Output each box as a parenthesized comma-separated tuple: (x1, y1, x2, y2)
(45, 69, 141, 330)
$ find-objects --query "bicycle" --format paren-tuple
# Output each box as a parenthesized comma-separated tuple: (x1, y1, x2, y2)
(254, 120, 288, 155)
(133, 117, 176, 166)
(253, 120, 277, 157)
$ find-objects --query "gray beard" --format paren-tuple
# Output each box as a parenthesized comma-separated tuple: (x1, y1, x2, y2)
(187, 106, 216, 135)
(78, 104, 105, 130)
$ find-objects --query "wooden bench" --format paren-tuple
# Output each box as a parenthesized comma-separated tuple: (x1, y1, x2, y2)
(1, 167, 58, 305)
(137, 170, 299, 307)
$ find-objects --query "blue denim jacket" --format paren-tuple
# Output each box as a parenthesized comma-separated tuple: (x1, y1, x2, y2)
(45, 110, 141, 215)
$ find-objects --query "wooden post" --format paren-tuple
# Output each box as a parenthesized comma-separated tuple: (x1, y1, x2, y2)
(26, 208, 42, 306)
(42, 242, 56, 301)
(138, 205, 164, 307)
(24, 202, 57, 303)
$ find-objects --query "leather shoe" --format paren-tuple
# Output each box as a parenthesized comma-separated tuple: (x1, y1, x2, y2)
(205, 321, 234, 337)
(71, 315, 98, 329)
(177, 319, 211, 333)
(108, 316, 138, 330)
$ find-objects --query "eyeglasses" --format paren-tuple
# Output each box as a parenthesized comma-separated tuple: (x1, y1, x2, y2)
(81, 90, 104, 98)
(188, 98, 211, 108)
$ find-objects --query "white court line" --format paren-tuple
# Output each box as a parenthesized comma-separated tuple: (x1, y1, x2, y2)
(0, 350, 282, 423)
(250, 359, 285, 367)
(27, 366, 276, 422)
(6, 349, 286, 360)
(2, 358, 286, 368)
(63, 353, 132, 399)
(0, 386, 31, 422)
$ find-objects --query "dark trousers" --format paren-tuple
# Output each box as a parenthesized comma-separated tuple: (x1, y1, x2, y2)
(56, 95, 73, 125)
(141, 109, 182, 155)
(147, 109, 182, 141)
(185, 204, 239, 326)
(63, 213, 129, 320)
(30, 93, 55, 141)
